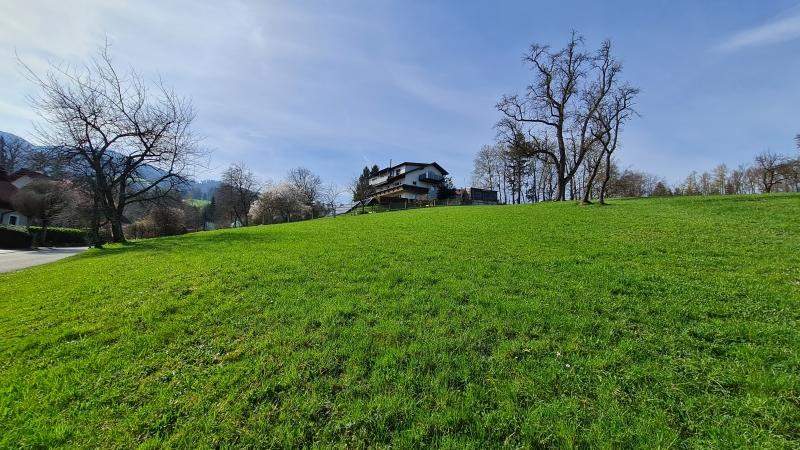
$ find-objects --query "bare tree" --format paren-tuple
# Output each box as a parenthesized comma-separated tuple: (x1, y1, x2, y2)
(12, 179, 70, 245)
(743, 165, 760, 194)
(250, 182, 302, 224)
(472, 144, 504, 194)
(608, 168, 647, 197)
(216, 162, 259, 227)
(21, 44, 201, 242)
(726, 166, 746, 194)
(753, 151, 785, 193)
(503, 139, 531, 204)
(712, 164, 727, 195)
(287, 167, 322, 218)
(128, 204, 186, 238)
(590, 85, 638, 204)
(497, 34, 632, 201)
(347, 175, 362, 203)
(778, 157, 800, 192)
(699, 172, 713, 195)
(652, 181, 672, 196)
(319, 183, 345, 217)
(0, 135, 26, 173)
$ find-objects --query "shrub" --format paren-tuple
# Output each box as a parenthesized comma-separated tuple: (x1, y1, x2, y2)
(28, 226, 87, 246)
(126, 206, 187, 239)
(0, 225, 33, 249)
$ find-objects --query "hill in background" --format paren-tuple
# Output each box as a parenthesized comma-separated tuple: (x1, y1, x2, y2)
(0, 130, 219, 198)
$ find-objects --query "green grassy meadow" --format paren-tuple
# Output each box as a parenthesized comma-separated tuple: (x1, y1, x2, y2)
(185, 198, 211, 208)
(1, 194, 798, 447)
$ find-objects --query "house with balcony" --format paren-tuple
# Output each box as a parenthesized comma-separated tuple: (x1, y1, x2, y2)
(368, 162, 448, 201)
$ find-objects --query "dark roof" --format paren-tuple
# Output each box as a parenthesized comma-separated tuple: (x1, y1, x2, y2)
(0, 180, 18, 210)
(10, 169, 49, 182)
(375, 161, 449, 176)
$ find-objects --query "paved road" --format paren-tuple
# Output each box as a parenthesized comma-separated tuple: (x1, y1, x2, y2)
(0, 247, 88, 273)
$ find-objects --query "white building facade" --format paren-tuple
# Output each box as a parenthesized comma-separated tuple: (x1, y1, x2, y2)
(0, 169, 49, 226)
(368, 162, 448, 200)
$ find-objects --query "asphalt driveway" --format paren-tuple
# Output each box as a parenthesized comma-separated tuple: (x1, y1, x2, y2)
(0, 247, 88, 273)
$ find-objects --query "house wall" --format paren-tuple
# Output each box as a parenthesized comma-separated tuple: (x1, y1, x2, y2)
(399, 166, 444, 199)
(11, 175, 35, 189)
(368, 164, 419, 186)
(369, 174, 389, 186)
(368, 164, 446, 200)
(0, 209, 28, 226)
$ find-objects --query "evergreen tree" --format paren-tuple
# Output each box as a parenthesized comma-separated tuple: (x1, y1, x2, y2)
(203, 196, 216, 228)
(353, 166, 373, 201)
(437, 176, 457, 199)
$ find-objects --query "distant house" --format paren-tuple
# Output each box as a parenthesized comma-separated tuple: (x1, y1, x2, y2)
(10, 168, 49, 189)
(0, 168, 51, 226)
(455, 187, 499, 205)
(0, 173, 22, 226)
(368, 162, 449, 201)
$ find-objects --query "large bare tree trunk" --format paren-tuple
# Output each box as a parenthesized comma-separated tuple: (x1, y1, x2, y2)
(582, 166, 599, 204)
(581, 150, 607, 204)
(556, 163, 567, 201)
(109, 213, 125, 243)
(569, 178, 576, 201)
(599, 152, 612, 205)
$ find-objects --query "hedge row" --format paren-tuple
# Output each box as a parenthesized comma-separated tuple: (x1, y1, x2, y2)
(28, 226, 88, 246)
(0, 225, 33, 249)
(0, 225, 88, 249)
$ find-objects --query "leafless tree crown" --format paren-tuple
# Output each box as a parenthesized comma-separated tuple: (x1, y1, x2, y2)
(496, 32, 638, 201)
(20, 44, 203, 241)
(217, 162, 260, 227)
(287, 167, 322, 207)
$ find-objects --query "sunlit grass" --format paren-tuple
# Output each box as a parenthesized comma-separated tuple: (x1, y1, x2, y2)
(1, 194, 798, 447)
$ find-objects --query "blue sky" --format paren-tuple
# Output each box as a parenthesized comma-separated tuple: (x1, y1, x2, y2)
(1, 1, 799, 187)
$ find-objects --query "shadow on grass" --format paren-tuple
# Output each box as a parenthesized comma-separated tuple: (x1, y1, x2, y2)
(78, 228, 283, 260)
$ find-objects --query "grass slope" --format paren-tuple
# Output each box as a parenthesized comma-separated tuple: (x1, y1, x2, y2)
(1, 195, 799, 447)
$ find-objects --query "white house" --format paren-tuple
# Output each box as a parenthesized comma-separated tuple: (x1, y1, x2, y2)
(368, 162, 448, 201)
(0, 178, 24, 226)
(0, 169, 50, 226)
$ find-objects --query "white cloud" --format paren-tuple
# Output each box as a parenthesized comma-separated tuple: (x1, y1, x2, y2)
(0, 1, 492, 183)
(387, 63, 494, 121)
(717, 9, 800, 52)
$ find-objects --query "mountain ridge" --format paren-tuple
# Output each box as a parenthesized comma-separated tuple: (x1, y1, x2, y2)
(0, 130, 219, 198)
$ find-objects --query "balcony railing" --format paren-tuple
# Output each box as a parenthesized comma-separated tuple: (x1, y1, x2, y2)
(418, 172, 443, 182)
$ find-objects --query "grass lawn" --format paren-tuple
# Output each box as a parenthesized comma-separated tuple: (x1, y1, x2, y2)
(185, 198, 211, 208)
(1, 194, 798, 447)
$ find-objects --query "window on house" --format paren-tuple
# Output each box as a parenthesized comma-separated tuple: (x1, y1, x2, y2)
(9, 216, 17, 225)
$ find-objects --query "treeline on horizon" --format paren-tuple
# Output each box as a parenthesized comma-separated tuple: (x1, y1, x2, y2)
(471, 144, 800, 203)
